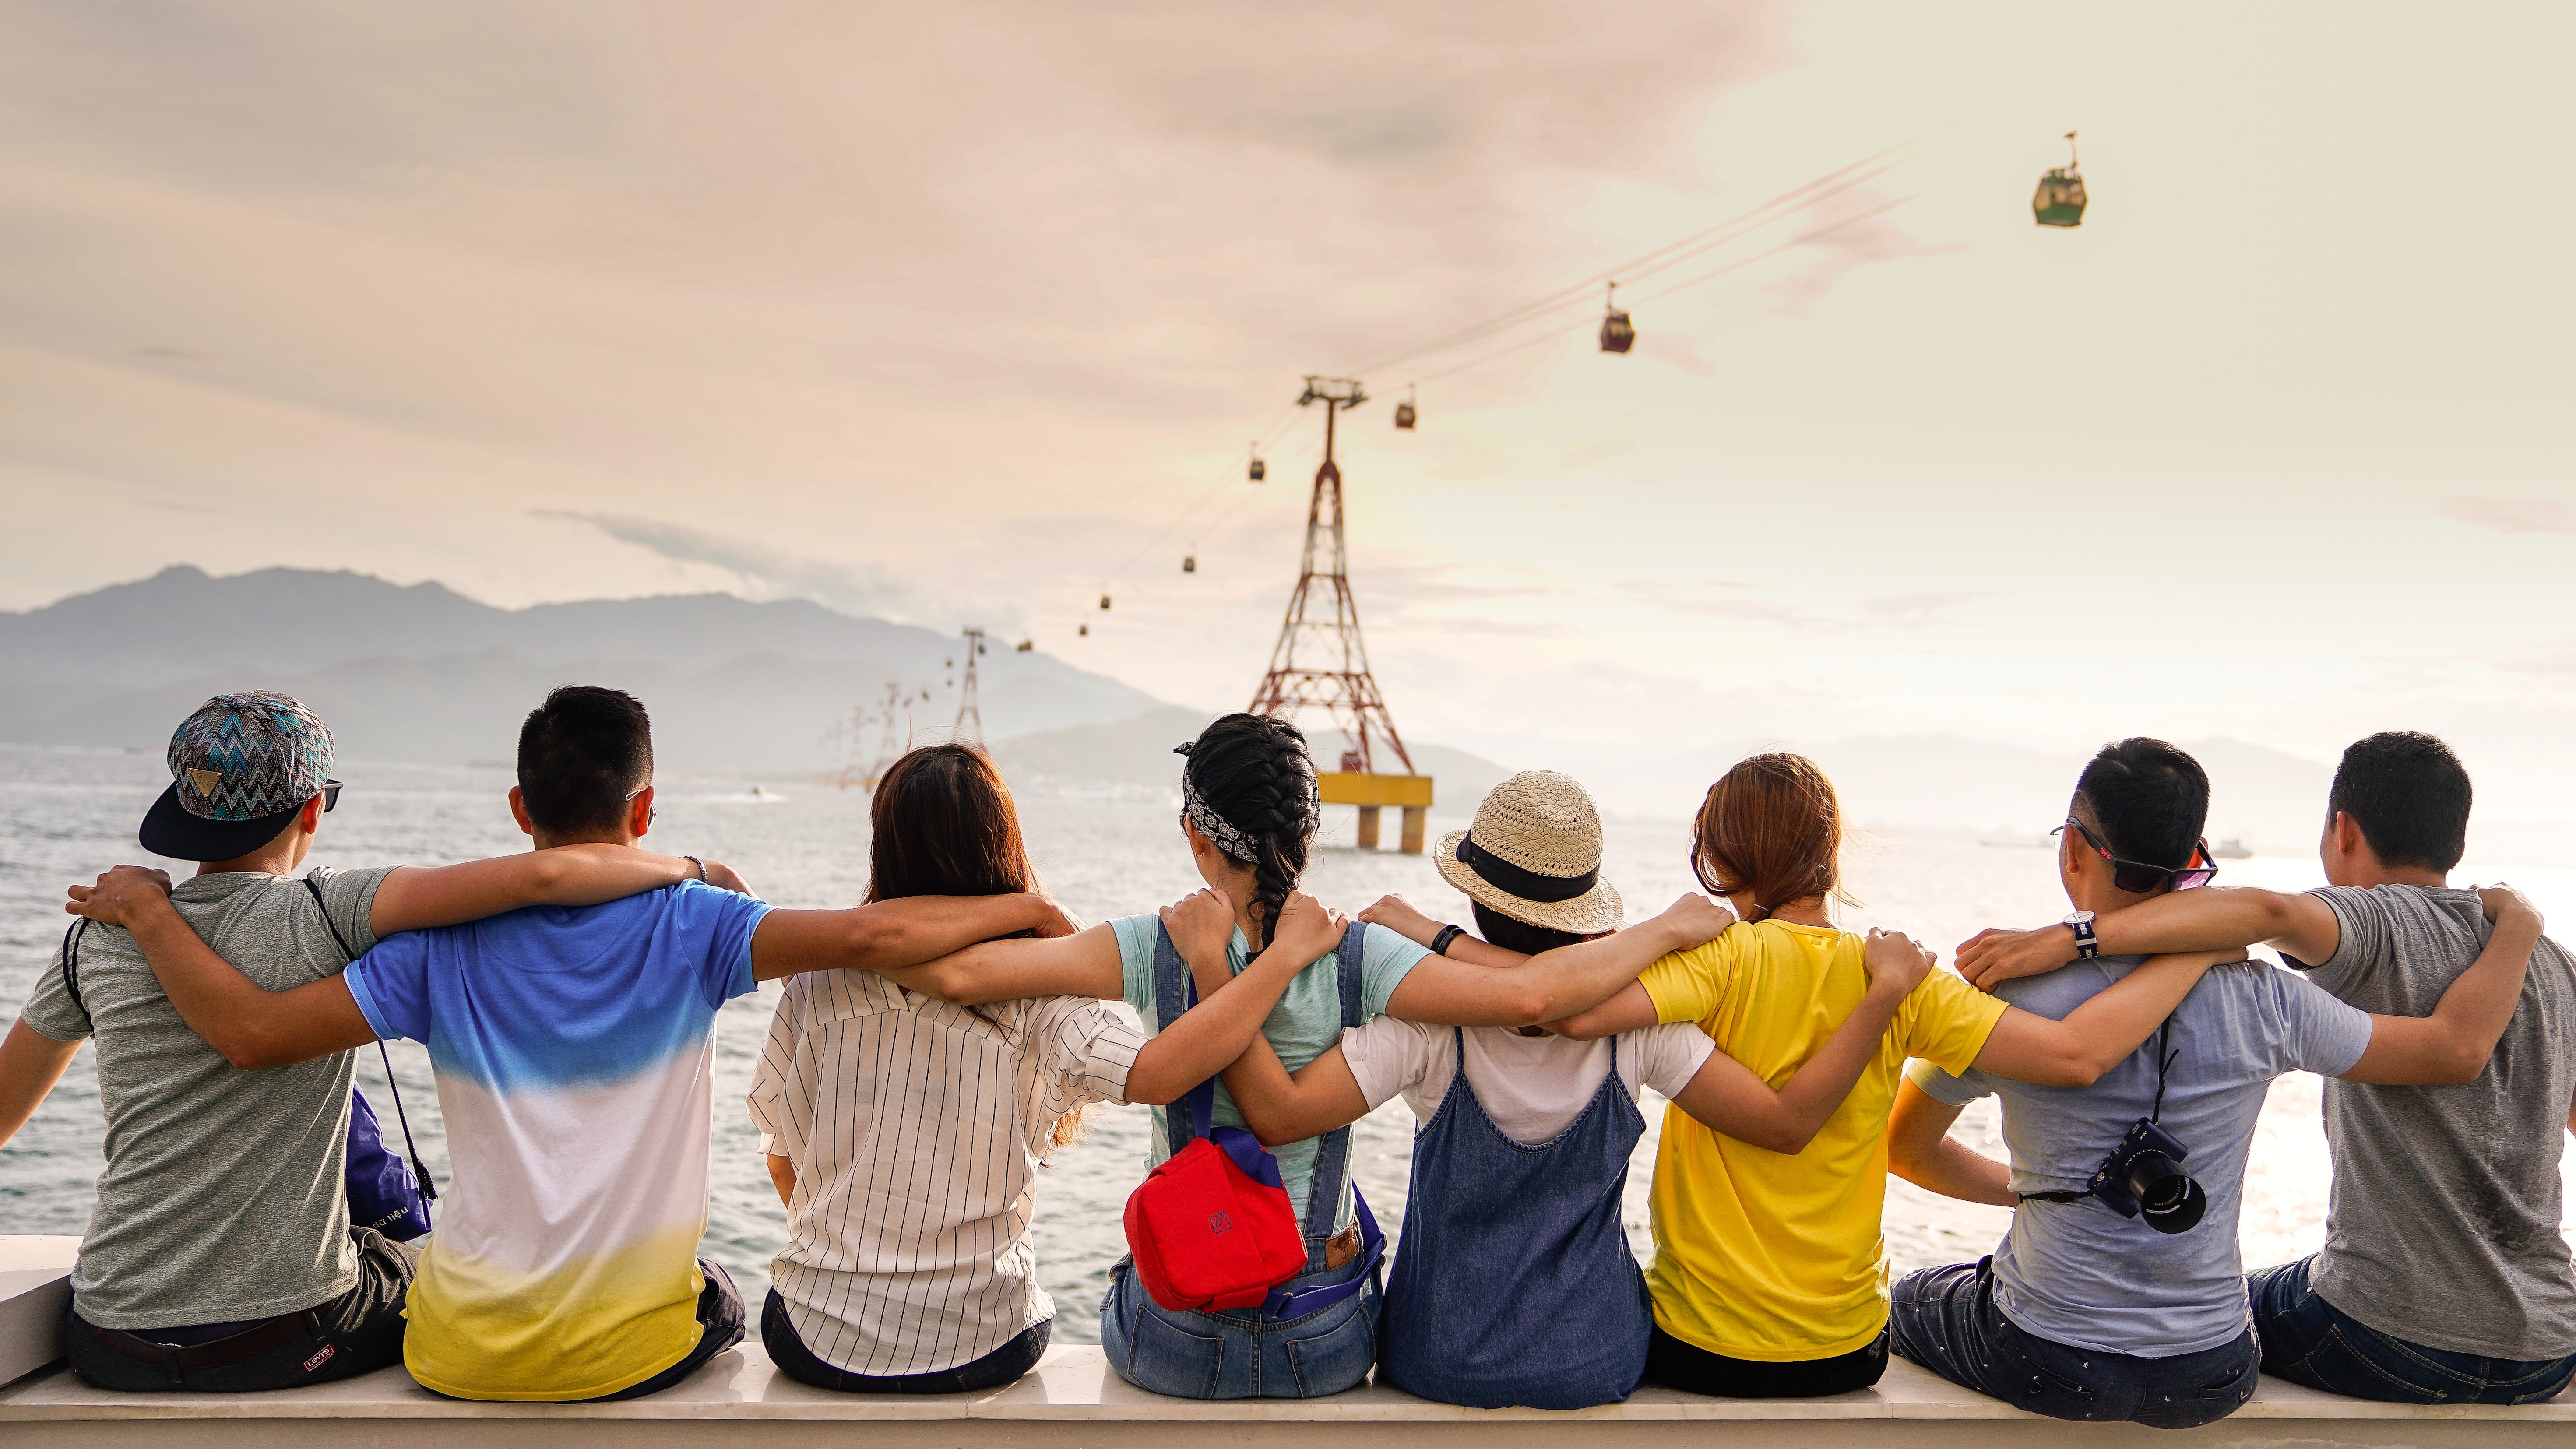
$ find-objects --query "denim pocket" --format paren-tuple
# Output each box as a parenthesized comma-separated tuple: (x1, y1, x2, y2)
(1283, 1301, 1376, 1399)
(1119, 1302, 1226, 1400)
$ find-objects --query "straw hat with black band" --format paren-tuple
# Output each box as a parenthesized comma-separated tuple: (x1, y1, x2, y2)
(1433, 770, 1624, 936)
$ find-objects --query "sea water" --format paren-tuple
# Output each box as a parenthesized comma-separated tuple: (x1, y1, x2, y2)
(4, 742, 2570, 1341)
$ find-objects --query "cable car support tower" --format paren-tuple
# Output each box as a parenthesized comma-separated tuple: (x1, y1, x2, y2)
(1249, 376, 1434, 853)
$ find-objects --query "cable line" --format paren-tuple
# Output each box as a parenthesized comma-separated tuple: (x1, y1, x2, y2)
(1408, 193, 1922, 387)
(1346, 119, 1959, 379)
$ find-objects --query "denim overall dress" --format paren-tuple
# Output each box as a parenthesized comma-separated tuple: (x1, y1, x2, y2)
(1100, 923, 1385, 1399)
(1376, 1028, 1652, 1408)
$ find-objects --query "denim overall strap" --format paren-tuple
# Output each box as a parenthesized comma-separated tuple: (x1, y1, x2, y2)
(1257, 923, 1385, 1320)
(1296, 922, 1371, 1243)
(1375, 1027, 1652, 1410)
(1150, 921, 1203, 1154)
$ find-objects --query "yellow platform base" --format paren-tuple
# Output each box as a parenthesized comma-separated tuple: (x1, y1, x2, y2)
(1317, 773, 1433, 853)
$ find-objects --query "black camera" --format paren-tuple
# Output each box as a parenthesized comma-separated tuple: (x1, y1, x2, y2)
(2085, 1118, 2207, 1234)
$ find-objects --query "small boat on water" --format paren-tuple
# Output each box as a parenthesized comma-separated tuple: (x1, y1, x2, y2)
(1978, 835, 2052, 849)
(2211, 838, 2253, 859)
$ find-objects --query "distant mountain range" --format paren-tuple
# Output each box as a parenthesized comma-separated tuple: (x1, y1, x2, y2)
(1, 567, 2433, 862)
(0, 566, 1157, 774)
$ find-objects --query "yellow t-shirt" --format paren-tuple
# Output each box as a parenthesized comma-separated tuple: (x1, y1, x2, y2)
(1638, 918, 2007, 1362)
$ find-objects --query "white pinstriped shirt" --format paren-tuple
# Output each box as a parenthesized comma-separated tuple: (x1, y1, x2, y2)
(747, 970, 1144, 1378)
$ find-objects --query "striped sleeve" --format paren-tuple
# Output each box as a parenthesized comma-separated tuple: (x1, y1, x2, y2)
(1029, 995, 1146, 1110)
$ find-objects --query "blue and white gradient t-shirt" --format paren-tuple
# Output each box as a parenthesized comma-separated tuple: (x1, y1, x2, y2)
(345, 880, 769, 1400)
(1907, 957, 2370, 1358)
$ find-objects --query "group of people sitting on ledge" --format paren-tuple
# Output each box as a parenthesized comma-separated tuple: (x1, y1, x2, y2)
(0, 684, 2567, 1428)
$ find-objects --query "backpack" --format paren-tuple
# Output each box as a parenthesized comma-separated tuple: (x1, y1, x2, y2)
(57, 876, 436, 1242)
(1121, 921, 1385, 1317)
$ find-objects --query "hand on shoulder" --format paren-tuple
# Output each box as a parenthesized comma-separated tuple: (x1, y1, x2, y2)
(65, 865, 175, 928)
(1649, 892, 1736, 951)
(1863, 927, 1938, 998)
(1159, 887, 1235, 964)
(1355, 893, 1438, 945)
(1954, 924, 2077, 993)
(1265, 891, 1349, 964)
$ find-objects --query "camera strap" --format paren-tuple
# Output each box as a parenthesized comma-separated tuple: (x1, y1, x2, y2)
(2019, 1020, 2175, 1206)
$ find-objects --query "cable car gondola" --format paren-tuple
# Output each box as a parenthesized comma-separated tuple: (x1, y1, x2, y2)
(1078, 623, 1088, 637)
(1182, 554, 1196, 573)
(1599, 281, 1635, 354)
(1015, 638, 1033, 652)
(2033, 131, 2086, 228)
(1394, 384, 1417, 430)
(1098, 594, 1111, 611)
(1248, 441, 1266, 482)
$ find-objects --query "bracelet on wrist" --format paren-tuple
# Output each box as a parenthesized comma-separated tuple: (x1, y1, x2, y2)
(683, 854, 708, 883)
(1429, 923, 1465, 957)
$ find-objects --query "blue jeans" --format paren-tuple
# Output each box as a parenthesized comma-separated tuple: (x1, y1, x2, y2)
(1889, 1259, 2257, 1430)
(2249, 1256, 2576, 1405)
(1099, 1252, 1379, 1400)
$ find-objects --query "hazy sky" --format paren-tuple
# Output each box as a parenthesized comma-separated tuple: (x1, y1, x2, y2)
(5, 4, 2572, 819)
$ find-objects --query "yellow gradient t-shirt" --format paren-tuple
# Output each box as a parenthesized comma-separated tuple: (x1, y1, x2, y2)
(1638, 919, 2006, 1362)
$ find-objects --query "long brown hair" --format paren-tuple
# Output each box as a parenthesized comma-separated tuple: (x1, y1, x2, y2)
(1692, 753, 1850, 923)
(864, 743, 1083, 1146)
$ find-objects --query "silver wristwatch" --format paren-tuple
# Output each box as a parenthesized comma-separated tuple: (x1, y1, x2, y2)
(2063, 910, 2101, 960)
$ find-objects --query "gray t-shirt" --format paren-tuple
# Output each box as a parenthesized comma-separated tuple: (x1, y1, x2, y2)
(1911, 957, 2370, 1357)
(2297, 884, 2576, 1359)
(21, 867, 394, 1330)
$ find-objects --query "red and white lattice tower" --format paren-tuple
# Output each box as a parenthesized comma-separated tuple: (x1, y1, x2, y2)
(1247, 376, 1432, 851)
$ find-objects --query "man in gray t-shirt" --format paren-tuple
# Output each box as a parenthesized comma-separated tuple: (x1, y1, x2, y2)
(1958, 731, 2576, 1405)
(0, 690, 711, 1392)
(1895, 737, 2545, 1429)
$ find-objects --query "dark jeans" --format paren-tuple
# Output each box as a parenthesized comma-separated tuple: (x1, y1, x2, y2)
(65, 1227, 421, 1393)
(1642, 1322, 1888, 1398)
(1889, 1259, 2257, 1430)
(575, 1259, 745, 1403)
(2249, 1256, 2576, 1405)
(763, 1290, 1050, 1394)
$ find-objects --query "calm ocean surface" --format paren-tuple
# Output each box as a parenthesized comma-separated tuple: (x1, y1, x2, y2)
(4, 742, 2570, 1340)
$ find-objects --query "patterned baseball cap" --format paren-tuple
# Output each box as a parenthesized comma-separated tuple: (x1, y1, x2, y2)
(138, 691, 338, 861)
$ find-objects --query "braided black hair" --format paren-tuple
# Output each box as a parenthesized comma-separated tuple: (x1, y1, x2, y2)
(1178, 713, 1320, 952)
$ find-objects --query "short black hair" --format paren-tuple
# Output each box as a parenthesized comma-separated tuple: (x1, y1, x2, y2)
(517, 686, 654, 836)
(2072, 738, 2209, 870)
(2329, 732, 2470, 872)
(1470, 900, 1594, 956)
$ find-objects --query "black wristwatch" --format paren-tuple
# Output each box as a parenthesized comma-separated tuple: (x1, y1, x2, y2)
(1429, 924, 1466, 957)
(2063, 910, 2100, 960)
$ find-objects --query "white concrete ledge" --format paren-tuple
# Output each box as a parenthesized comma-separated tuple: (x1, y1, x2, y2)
(3, 1341, 2571, 1447)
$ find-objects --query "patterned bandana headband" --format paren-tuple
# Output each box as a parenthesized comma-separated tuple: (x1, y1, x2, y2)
(1181, 777, 1261, 864)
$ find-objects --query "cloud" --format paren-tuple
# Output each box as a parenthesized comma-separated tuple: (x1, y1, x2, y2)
(2440, 497, 2575, 535)
(535, 511, 928, 620)
(1863, 589, 2003, 625)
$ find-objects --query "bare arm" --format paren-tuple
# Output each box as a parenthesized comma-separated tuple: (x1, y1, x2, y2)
(749, 893, 1079, 983)
(368, 844, 709, 936)
(1121, 893, 1351, 1105)
(767, 1153, 795, 1209)
(1356, 894, 1526, 970)
(1957, 887, 2340, 992)
(67, 867, 378, 1069)
(876, 922, 1127, 1003)
(1382, 895, 1735, 1027)
(1967, 951, 2242, 1087)
(1547, 979, 1661, 1041)
(1885, 1077, 2016, 1206)
(2340, 886, 2540, 1085)
(0, 1019, 82, 1150)
(1669, 929, 1933, 1155)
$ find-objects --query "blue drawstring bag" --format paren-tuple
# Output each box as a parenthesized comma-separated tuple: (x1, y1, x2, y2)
(345, 1086, 432, 1241)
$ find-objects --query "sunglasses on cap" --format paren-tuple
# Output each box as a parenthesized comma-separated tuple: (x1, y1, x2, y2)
(2054, 818, 2217, 894)
(321, 780, 342, 812)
